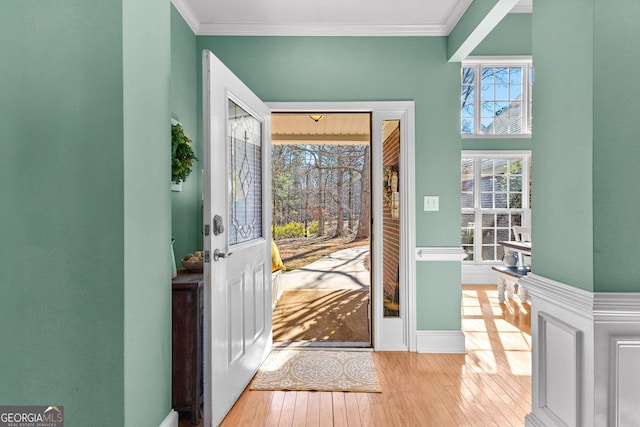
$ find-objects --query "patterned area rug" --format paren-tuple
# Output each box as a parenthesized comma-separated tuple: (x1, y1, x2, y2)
(250, 350, 381, 392)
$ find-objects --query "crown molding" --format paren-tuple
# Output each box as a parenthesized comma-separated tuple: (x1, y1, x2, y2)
(171, 0, 199, 34)
(444, 0, 474, 35)
(195, 22, 452, 37)
(171, 0, 475, 37)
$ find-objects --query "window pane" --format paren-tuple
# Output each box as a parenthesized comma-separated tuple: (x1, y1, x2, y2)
(462, 103, 474, 118)
(497, 228, 510, 242)
(462, 119, 474, 134)
(496, 84, 509, 100)
(509, 193, 522, 208)
(496, 214, 510, 227)
(481, 193, 493, 208)
(510, 67, 522, 84)
(461, 193, 474, 208)
(482, 246, 495, 261)
(510, 176, 522, 192)
(482, 214, 495, 228)
(228, 99, 262, 246)
(484, 229, 495, 244)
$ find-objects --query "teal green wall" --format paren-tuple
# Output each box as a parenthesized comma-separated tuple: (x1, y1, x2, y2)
(0, 1, 172, 425)
(197, 36, 463, 330)
(592, 1, 640, 292)
(472, 13, 532, 56)
(532, 1, 595, 290)
(0, 1, 125, 424)
(171, 6, 202, 263)
(416, 263, 462, 330)
(123, 0, 172, 425)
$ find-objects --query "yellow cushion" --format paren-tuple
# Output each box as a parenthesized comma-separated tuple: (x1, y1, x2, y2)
(271, 240, 286, 272)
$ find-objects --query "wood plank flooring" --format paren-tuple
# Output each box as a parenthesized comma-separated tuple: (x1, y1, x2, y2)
(181, 285, 531, 427)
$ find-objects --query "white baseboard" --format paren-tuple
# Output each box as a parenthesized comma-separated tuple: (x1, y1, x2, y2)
(416, 330, 466, 353)
(159, 410, 178, 427)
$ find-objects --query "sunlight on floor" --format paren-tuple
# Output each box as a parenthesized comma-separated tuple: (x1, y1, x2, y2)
(462, 286, 531, 377)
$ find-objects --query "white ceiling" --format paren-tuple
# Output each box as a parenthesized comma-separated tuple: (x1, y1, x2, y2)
(173, 0, 532, 37)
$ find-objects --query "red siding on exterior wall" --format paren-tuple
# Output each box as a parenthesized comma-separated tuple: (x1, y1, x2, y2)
(382, 126, 400, 308)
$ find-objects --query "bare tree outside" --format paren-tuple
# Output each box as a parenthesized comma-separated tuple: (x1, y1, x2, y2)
(272, 143, 369, 240)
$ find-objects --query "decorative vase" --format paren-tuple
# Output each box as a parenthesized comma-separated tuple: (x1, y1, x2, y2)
(171, 239, 178, 279)
(503, 252, 518, 267)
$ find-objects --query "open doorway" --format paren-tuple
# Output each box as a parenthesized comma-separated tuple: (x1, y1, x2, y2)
(270, 112, 372, 347)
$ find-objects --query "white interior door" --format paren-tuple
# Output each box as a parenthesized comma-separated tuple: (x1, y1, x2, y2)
(202, 50, 272, 426)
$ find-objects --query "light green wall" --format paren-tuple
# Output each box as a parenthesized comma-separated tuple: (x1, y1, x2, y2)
(123, 0, 172, 425)
(171, 6, 201, 264)
(0, 1, 125, 424)
(0, 1, 172, 425)
(472, 13, 532, 57)
(532, 0, 595, 290)
(416, 262, 462, 330)
(197, 36, 463, 330)
(592, 0, 640, 292)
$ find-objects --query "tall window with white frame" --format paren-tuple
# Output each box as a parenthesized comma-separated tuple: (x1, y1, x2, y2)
(461, 57, 533, 136)
(461, 153, 531, 263)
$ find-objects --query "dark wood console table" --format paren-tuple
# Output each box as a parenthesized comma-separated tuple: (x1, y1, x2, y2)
(172, 271, 203, 424)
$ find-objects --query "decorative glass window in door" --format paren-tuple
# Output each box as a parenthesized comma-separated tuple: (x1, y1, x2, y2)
(228, 99, 262, 245)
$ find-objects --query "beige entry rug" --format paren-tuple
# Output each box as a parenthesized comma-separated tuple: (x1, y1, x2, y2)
(250, 350, 381, 393)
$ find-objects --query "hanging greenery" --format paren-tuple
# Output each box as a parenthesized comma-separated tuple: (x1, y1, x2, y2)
(171, 123, 197, 184)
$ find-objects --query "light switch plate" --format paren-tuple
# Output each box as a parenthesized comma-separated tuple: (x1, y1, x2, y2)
(423, 196, 439, 211)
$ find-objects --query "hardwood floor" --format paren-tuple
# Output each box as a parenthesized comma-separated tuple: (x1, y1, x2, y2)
(182, 285, 531, 426)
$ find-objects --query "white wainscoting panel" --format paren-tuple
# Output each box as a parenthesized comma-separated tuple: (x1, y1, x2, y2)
(612, 339, 640, 426)
(538, 312, 581, 426)
(521, 273, 640, 427)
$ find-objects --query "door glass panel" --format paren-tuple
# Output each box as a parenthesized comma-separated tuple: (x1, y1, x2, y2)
(382, 120, 400, 318)
(228, 99, 262, 246)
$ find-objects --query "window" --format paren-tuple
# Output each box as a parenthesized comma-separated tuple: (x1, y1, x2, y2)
(461, 57, 533, 136)
(461, 152, 531, 262)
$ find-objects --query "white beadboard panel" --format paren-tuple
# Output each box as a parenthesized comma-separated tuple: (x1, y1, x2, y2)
(538, 312, 581, 426)
(416, 330, 466, 353)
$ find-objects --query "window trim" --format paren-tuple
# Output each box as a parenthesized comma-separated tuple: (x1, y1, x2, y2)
(461, 56, 533, 138)
(461, 150, 532, 264)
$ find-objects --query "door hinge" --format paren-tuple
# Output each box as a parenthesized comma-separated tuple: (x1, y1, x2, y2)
(204, 250, 210, 263)
(204, 224, 210, 236)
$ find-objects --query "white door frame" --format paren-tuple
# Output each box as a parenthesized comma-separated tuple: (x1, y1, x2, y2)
(267, 101, 416, 351)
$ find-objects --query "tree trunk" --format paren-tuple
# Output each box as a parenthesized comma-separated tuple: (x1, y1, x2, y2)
(347, 169, 354, 231)
(317, 148, 325, 236)
(335, 147, 345, 237)
(356, 145, 370, 239)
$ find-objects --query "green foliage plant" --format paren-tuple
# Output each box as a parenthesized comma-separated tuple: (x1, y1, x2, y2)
(171, 123, 197, 183)
(273, 221, 319, 239)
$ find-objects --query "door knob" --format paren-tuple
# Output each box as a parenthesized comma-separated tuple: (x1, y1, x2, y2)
(213, 249, 233, 262)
